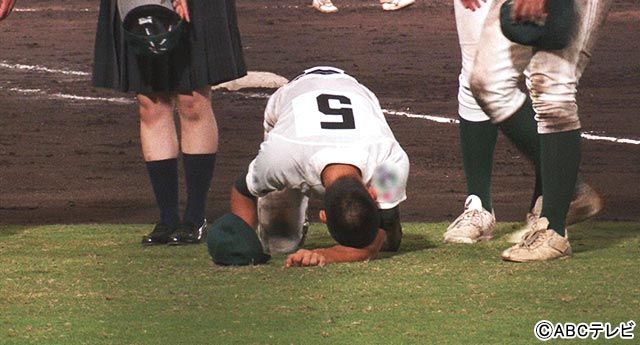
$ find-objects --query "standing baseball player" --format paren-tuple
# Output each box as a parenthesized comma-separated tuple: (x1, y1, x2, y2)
(459, 0, 612, 261)
(0, 0, 17, 20)
(208, 66, 409, 267)
(92, 0, 246, 245)
(446, 0, 604, 249)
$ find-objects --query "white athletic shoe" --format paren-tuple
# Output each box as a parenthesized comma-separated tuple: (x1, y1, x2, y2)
(444, 195, 496, 244)
(505, 183, 603, 243)
(501, 217, 572, 262)
(312, 0, 338, 13)
(506, 196, 543, 243)
(381, 0, 415, 11)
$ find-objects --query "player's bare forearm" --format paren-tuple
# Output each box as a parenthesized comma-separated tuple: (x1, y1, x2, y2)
(0, 0, 18, 20)
(285, 229, 386, 267)
(230, 185, 258, 228)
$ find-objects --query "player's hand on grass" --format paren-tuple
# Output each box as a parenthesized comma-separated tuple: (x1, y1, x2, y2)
(285, 249, 327, 268)
(0, 0, 17, 20)
(172, 0, 191, 22)
(512, 0, 547, 24)
(460, 0, 486, 11)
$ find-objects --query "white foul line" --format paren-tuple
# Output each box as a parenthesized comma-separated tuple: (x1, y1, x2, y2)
(383, 109, 459, 124)
(0, 61, 90, 76)
(1, 61, 637, 145)
(385, 110, 640, 145)
(14, 8, 94, 12)
(3, 86, 134, 104)
(581, 133, 640, 145)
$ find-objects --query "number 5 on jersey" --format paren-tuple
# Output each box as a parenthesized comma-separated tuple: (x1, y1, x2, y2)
(292, 91, 365, 138)
(316, 94, 355, 130)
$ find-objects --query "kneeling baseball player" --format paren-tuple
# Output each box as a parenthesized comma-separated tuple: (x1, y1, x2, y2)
(207, 66, 410, 267)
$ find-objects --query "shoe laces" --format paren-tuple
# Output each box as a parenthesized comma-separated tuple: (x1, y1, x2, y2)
(526, 212, 539, 225)
(451, 209, 484, 229)
(318, 0, 334, 6)
(519, 229, 548, 248)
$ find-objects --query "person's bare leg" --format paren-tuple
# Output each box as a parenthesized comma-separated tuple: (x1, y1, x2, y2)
(173, 87, 217, 242)
(139, 93, 178, 161)
(138, 93, 180, 244)
(177, 86, 218, 154)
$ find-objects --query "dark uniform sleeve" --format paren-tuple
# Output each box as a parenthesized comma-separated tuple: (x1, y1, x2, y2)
(379, 206, 402, 252)
(234, 171, 256, 199)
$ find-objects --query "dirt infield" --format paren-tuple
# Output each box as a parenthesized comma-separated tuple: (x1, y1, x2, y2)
(1, 0, 639, 225)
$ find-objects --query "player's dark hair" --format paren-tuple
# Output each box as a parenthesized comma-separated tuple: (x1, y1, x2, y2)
(324, 176, 379, 248)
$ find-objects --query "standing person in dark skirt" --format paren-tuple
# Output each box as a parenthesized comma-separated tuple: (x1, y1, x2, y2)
(92, 0, 247, 245)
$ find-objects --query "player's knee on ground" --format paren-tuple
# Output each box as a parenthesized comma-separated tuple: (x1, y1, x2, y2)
(527, 73, 581, 134)
(257, 189, 309, 254)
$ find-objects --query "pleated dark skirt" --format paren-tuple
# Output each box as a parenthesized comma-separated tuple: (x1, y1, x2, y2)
(92, 0, 247, 94)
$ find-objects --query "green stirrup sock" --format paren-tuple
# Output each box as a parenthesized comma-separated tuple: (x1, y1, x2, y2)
(498, 97, 542, 211)
(459, 118, 497, 211)
(540, 130, 581, 235)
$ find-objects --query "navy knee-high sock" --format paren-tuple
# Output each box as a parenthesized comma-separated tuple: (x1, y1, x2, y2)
(146, 158, 180, 228)
(459, 118, 498, 210)
(540, 130, 581, 235)
(498, 97, 543, 211)
(183, 153, 216, 225)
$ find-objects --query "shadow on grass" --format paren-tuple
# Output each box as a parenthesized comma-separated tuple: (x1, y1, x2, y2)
(377, 233, 438, 260)
(0, 225, 32, 238)
(496, 221, 640, 254)
(568, 222, 640, 254)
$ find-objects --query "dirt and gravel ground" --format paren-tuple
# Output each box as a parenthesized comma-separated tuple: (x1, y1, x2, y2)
(1, 0, 638, 225)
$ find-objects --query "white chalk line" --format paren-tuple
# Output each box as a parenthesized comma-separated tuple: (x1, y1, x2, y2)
(12, 3, 383, 13)
(0, 61, 90, 76)
(2, 86, 135, 104)
(383, 109, 459, 124)
(388, 111, 640, 145)
(1, 61, 638, 145)
(14, 8, 94, 13)
(581, 133, 640, 145)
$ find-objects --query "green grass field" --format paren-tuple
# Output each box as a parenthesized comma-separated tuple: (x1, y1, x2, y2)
(1, 222, 638, 344)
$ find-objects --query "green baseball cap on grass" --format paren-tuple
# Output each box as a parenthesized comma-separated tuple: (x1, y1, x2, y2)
(207, 213, 271, 266)
(500, 0, 576, 50)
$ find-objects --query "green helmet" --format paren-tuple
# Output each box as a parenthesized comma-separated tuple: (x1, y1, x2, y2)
(500, 0, 576, 50)
(119, 0, 185, 56)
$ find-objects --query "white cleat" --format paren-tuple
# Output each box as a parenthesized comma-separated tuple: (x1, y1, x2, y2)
(312, 0, 338, 13)
(444, 195, 496, 244)
(501, 217, 572, 262)
(506, 196, 542, 244)
(506, 183, 603, 243)
(381, 0, 415, 11)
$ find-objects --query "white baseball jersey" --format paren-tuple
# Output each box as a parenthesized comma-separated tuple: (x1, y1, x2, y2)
(246, 66, 409, 209)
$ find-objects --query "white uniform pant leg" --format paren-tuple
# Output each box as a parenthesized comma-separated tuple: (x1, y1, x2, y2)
(454, 0, 493, 122)
(257, 189, 309, 255)
(526, 0, 613, 133)
(469, 0, 531, 124)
